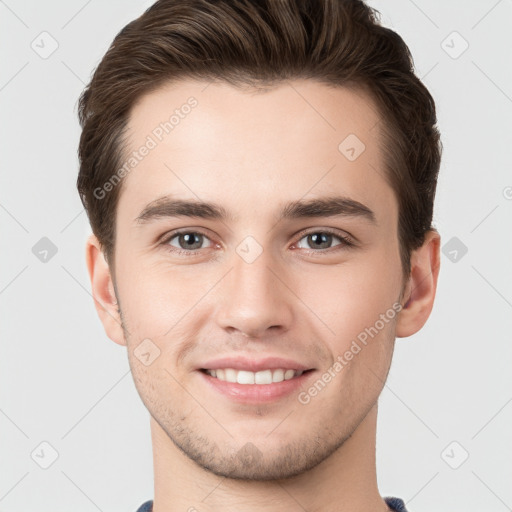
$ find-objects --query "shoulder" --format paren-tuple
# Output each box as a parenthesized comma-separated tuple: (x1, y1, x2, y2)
(384, 496, 409, 512)
(135, 500, 153, 512)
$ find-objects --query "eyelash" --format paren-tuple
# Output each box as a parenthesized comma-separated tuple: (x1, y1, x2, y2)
(159, 228, 356, 257)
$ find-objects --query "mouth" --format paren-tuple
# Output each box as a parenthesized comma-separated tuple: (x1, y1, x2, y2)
(197, 356, 316, 403)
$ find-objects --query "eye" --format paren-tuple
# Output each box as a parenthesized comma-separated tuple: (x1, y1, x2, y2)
(160, 228, 355, 257)
(163, 231, 214, 253)
(295, 230, 355, 251)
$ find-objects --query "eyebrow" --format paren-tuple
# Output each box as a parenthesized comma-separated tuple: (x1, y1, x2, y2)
(135, 195, 377, 225)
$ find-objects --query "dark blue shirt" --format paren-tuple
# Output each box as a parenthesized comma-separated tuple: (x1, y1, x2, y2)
(136, 496, 409, 511)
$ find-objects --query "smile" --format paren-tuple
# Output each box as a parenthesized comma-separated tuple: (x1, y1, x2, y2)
(201, 368, 304, 385)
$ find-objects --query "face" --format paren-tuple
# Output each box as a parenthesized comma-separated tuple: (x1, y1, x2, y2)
(106, 79, 407, 479)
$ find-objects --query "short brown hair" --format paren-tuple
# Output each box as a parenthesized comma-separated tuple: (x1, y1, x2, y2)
(77, 0, 441, 278)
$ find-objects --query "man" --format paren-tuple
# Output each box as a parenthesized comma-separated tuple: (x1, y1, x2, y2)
(77, 0, 441, 510)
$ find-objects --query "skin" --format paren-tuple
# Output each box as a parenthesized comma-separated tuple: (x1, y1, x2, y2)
(86, 79, 440, 512)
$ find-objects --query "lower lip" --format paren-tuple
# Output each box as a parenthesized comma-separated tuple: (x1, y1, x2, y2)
(197, 370, 315, 404)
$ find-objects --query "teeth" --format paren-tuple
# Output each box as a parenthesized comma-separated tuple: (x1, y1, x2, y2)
(255, 369, 272, 384)
(272, 369, 284, 383)
(225, 368, 237, 383)
(205, 368, 304, 384)
(237, 370, 254, 384)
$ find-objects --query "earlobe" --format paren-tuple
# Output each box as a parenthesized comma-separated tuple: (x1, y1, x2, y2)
(396, 229, 441, 338)
(85, 234, 126, 346)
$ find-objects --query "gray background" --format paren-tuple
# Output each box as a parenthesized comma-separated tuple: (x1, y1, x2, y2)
(1, 0, 511, 510)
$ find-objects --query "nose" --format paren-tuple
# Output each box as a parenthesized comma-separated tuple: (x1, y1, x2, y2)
(215, 246, 294, 339)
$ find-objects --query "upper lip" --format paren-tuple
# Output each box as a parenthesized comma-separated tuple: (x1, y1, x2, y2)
(199, 356, 314, 372)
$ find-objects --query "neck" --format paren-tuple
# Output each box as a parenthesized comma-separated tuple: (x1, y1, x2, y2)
(150, 403, 390, 512)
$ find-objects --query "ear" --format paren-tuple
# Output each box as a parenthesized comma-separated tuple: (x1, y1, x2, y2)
(396, 229, 441, 338)
(85, 234, 126, 346)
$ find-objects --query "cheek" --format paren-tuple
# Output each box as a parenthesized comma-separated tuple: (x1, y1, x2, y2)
(116, 256, 202, 337)
(295, 248, 402, 349)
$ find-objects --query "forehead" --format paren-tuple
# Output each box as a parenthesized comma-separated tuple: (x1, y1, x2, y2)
(118, 78, 396, 226)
